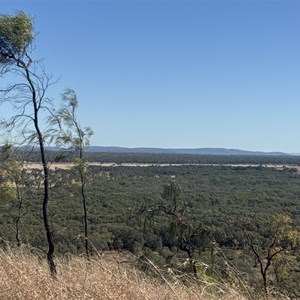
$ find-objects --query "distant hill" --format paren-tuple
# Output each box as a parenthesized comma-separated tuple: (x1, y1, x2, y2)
(86, 146, 288, 156)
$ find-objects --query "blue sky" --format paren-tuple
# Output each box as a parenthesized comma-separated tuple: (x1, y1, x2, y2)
(1, 0, 300, 153)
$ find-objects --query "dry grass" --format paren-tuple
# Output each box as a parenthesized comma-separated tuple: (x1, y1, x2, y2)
(0, 248, 249, 300)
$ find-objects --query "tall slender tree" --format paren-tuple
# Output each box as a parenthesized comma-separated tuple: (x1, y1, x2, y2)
(50, 88, 93, 258)
(0, 13, 57, 275)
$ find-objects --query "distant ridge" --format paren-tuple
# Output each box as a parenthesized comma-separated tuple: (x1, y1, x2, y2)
(86, 146, 288, 156)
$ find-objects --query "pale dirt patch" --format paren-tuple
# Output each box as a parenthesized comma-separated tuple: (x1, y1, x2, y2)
(23, 162, 300, 173)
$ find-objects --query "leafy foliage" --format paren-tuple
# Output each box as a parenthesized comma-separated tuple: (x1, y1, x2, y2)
(0, 13, 33, 64)
(49, 88, 93, 153)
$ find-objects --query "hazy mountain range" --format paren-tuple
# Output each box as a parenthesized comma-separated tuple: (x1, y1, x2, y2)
(86, 146, 289, 156)
(12, 145, 292, 156)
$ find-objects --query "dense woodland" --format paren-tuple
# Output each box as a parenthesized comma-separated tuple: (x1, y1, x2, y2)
(15, 149, 300, 165)
(1, 151, 300, 298)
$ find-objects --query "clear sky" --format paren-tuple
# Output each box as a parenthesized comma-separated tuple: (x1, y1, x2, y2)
(1, 0, 300, 153)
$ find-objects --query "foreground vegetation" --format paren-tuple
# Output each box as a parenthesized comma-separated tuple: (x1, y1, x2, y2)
(0, 247, 281, 300)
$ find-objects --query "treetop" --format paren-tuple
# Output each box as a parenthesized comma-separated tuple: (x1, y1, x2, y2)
(0, 12, 33, 63)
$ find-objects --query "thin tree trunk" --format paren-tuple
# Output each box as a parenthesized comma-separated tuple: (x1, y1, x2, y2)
(24, 65, 56, 276)
(78, 146, 89, 259)
(262, 271, 268, 297)
(42, 158, 56, 276)
(80, 171, 89, 259)
(37, 121, 56, 276)
(15, 183, 22, 247)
